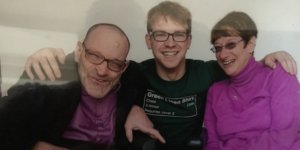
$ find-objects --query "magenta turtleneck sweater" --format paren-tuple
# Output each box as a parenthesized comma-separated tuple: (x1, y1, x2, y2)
(204, 57, 300, 150)
(63, 85, 119, 145)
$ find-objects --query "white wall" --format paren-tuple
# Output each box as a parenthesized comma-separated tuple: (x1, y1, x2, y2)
(1, 0, 300, 94)
(0, 25, 78, 94)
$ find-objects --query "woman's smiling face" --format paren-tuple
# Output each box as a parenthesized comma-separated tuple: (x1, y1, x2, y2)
(214, 36, 254, 76)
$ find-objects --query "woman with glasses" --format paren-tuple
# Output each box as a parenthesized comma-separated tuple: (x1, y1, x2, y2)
(204, 11, 300, 150)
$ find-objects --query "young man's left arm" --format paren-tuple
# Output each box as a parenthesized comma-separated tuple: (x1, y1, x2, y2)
(262, 51, 297, 75)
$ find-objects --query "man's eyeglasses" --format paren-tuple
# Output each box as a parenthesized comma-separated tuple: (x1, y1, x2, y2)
(82, 43, 127, 72)
(210, 39, 244, 53)
(150, 31, 189, 42)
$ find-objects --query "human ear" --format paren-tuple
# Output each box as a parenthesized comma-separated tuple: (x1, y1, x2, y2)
(247, 36, 256, 54)
(186, 35, 192, 49)
(74, 41, 82, 63)
(145, 34, 152, 50)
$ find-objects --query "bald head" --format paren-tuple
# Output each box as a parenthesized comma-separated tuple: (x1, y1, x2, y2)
(84, 23, 130, 57)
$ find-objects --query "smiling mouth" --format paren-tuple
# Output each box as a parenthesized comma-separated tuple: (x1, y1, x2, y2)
(162, 51, 178, 56)
(222, 59, 235, 66)
(90, 77, 109, 86)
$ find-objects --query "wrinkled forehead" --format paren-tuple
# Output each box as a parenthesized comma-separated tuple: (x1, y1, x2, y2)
(85, 27, 129, 59)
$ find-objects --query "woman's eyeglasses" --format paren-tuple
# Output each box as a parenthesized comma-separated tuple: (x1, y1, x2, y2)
(210, 39, 244, 53)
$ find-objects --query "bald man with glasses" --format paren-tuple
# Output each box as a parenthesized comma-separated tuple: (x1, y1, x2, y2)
(0, 23, 145, 150)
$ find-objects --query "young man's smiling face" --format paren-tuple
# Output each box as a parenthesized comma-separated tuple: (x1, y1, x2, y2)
(146, 16, 191, 73)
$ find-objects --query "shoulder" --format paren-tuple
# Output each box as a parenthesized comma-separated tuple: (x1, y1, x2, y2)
(185, 59, 210, 73)
(186, 59, 220, 71)
(4, 81, 81, 104)
(186, 59, 205, 66)
(1, 83, 51, 113)
(205, 80, 229, 106)
(7, 82, 49, 97)
(122, 60, 146, 83)
(268, 63, 299, 85)
(211, 79, 228, 89)
(140, 58, 155, 67)
(186, 59, 226, 82)
(208, 80, 228, 95)
(125, 60, 141, 72)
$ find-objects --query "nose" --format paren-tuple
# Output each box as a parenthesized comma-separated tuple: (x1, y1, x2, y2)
(164, 35, 176, 47)
(217, 48, 229, 59)
(95, 61, 109, 75)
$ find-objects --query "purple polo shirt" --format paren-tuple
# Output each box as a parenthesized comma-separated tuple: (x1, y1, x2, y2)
(63, 85, 119, 145)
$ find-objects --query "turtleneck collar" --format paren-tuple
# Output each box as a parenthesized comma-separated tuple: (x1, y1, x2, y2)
(230, 57, 258, 86)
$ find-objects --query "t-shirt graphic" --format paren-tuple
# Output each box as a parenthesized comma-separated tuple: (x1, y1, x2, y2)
(143, 89, 197, 118)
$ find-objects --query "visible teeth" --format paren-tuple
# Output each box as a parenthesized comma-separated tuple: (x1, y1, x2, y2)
(223, 60, 234, 65)
(96, 79, 104, 82)
(162, 51, 177, 56)
(92, 77, 106, 83)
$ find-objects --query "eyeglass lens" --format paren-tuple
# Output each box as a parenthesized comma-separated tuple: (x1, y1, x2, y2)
(151, 31, 188, 42)
(83, 43, 126, 72)
(211, 40, 243, 53)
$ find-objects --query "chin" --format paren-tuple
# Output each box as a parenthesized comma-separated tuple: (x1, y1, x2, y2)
(223, 69, 234, 76)
(89, 91, 107, 99)
(163, 61, 181, 69)
(86, 86, 110, 99)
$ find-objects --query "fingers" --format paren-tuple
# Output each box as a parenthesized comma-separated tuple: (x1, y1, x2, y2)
(45, 48, 66, 80)
(125, 123, 166, 144)
(263, 51, 298, 75)
(277, 51, 297, 75)
(45, 54, 61, 80)
(285, 52, 297, 75)
(50, 48, 65, 79)
(40, 55, 57, 81)
(25, 58, 35, 80)
(125, 124, 134, 143)
(55, 48, 66, 64)
(24, 48, 66, 81)
(265, 58, 276, 70)
(32, 58, 46, 80)
(125, 105, 157, 143)
(292, 60, 298, 75)
(140, 127, 166, 143)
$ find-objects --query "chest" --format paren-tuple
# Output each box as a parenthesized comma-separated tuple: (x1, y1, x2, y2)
(213, 84, 272, 136)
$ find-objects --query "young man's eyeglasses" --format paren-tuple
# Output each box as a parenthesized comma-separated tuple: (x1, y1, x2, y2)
(82, 43, 127, 72)
(150, 31, 189, 42)
(210, 39, 244, 53)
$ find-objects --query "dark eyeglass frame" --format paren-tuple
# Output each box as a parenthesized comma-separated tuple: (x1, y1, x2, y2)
(150, 31, 189, 42)
(82, 42, 127, 72)
(210, 39, 244, 53)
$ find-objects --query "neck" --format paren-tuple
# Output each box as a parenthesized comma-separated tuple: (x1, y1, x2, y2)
(156, 62, 186, 81)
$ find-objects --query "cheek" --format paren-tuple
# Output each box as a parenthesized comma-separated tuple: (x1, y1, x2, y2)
(182, 40, 191, 48)
(150, 44, 162, 56)
(110, 72, 122, 83)
(236, 49, 249, 60)
(215, 53, 221, 60)
(151, 42, 161, 50)
(78, 61, 94, 78)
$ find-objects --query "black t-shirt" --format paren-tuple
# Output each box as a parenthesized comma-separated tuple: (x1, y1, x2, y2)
(136, 59, 225, 149)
